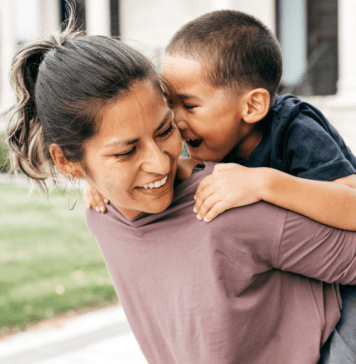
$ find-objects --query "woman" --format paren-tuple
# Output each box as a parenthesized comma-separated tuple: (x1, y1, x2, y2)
(5, 21, 356, 364)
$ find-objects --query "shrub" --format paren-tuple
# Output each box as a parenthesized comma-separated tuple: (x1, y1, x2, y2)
(0, 132, 10, 173)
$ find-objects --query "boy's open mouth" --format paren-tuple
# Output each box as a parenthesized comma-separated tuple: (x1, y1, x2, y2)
(186, 139, 203, 148)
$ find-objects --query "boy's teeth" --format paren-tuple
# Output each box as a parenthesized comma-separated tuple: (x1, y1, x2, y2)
(140, 176, 168, 189)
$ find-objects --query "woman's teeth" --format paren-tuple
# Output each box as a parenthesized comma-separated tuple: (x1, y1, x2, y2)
(187, 139, 203, 148)
(140, 176, 168, 189)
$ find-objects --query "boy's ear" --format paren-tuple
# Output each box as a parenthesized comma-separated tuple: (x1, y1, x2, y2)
(49, 144, 86, 179)
(241, 88, 270, 124)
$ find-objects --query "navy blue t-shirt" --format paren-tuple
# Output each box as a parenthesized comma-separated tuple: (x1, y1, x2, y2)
(182, 94, 356, 181)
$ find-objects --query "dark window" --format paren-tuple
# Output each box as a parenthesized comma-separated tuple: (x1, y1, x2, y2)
(277, 0, 338, 96)
(306, 0, 338, 95)
(60, 0, 86, 30)
(110, 0, 120, 36)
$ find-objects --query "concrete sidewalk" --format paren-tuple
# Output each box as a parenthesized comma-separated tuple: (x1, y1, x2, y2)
(0, 305, 148, 364)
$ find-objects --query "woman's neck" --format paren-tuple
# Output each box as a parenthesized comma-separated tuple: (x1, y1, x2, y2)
(176, 157, 203, 182)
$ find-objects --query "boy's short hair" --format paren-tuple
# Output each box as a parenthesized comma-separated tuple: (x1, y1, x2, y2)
(166, 10, 283, 98)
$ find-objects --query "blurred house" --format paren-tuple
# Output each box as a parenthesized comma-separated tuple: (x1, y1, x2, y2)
(1, 0, 355, 149)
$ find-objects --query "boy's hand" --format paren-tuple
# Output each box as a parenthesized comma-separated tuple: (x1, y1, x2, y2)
(83, 181, 110, 213)
(194, 163, 262, 222)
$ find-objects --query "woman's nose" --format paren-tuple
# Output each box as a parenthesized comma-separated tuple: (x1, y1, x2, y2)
(141, 143, 170, 175)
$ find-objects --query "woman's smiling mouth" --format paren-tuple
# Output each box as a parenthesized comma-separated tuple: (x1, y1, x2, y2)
(139, 175, 168, 189)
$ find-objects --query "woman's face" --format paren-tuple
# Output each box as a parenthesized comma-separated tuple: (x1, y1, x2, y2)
(83, 81, 182, 220)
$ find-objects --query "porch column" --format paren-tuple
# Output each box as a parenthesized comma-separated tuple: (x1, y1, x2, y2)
(38, 0, 60, 36)
(86, 0, 110, 36)
(0, 0, 16, 111)
(322, 0, 356, 153)
(336, 0, 356, 101)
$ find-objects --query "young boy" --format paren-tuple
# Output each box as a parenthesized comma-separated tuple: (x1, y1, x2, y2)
(84, 10, 356, 360)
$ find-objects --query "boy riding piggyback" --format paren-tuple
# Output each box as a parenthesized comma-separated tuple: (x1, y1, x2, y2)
(85, 10, 356, 360)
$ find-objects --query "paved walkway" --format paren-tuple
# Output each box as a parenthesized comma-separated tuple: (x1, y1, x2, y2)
(0, 305, 148, 364)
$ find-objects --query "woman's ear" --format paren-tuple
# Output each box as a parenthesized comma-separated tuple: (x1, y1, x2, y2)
(49, 144, 85, 178)
(241, 88, 270, 124)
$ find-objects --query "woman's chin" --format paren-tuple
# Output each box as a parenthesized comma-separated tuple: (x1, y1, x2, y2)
(145, 194, 174, 214)
(116, 191, 174, 220)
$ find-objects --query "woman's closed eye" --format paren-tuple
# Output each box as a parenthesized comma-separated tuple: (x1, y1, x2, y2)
(113, 122, 173, 159)
(158, 121, 174, 138)
(114, 147, 136, 159)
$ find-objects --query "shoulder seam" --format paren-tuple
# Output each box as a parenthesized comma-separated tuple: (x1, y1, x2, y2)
(273, 210, 288, 269)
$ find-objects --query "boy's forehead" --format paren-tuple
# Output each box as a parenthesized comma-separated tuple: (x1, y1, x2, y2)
(161, 55, 208, 94)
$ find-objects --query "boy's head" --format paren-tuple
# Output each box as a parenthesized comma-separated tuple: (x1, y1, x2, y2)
(165, 10, 282, 100)
(161, 10, 283, 162)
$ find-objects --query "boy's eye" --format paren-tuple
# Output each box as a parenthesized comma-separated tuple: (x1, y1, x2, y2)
(158, 122, 174, 138)
(114, 147, 136, 159)
(183, 104, 196, 110)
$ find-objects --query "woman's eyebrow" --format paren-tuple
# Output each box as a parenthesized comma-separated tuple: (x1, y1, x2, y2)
(102, 111, 172, 150)
(155, 110, 172, 132)
(102, 137, 139, 149)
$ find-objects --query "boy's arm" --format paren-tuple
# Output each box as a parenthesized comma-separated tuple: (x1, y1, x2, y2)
(260, 168, 356, 231)
(195, 108, 356, 228)
(194, 163, 356, 231)
(276, 208, 356, 284)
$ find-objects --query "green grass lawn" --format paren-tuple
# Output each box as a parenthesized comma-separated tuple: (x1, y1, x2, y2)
(0, 182, 117, 336)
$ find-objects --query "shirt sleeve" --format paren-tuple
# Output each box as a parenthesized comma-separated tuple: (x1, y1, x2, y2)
(275, 210, 356, 284)
(282, 111, 356, 181)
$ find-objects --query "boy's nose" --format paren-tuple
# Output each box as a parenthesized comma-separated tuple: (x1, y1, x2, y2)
(176, 120, 189, 131)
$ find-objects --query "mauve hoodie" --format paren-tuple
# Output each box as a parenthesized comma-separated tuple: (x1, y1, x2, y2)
(86, 162, 356, 364)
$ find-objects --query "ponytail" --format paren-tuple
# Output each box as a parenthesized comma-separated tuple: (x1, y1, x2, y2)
(7, 40, 55, 185)
(5, 17, 82, 191)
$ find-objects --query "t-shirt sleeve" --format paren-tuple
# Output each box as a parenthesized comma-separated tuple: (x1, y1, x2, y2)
(282, 111, 356, 180)
(275, 210, 356, 284)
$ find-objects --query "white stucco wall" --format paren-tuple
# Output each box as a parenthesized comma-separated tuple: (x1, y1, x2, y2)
(120, 0, 207, 61)
(120, 0, 275, 64)
(0, 0, 16, 113)
(228, 0, 275, 33)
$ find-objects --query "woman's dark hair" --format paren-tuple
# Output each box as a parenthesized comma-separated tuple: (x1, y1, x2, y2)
(5, 15, 158, 192)
(166, 10, 282, 100)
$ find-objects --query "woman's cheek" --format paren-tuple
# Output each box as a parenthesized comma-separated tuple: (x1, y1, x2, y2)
(172, 129, 184, 157)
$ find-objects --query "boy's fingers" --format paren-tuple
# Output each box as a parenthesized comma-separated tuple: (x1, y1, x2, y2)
(203, 201, 228, 222)
(195, 174, 213, 199)
(196, 194, 221, 220)
(194, 185, 215, 213)
(93, 194, 107, 213)
(83, 189, 92, 209)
